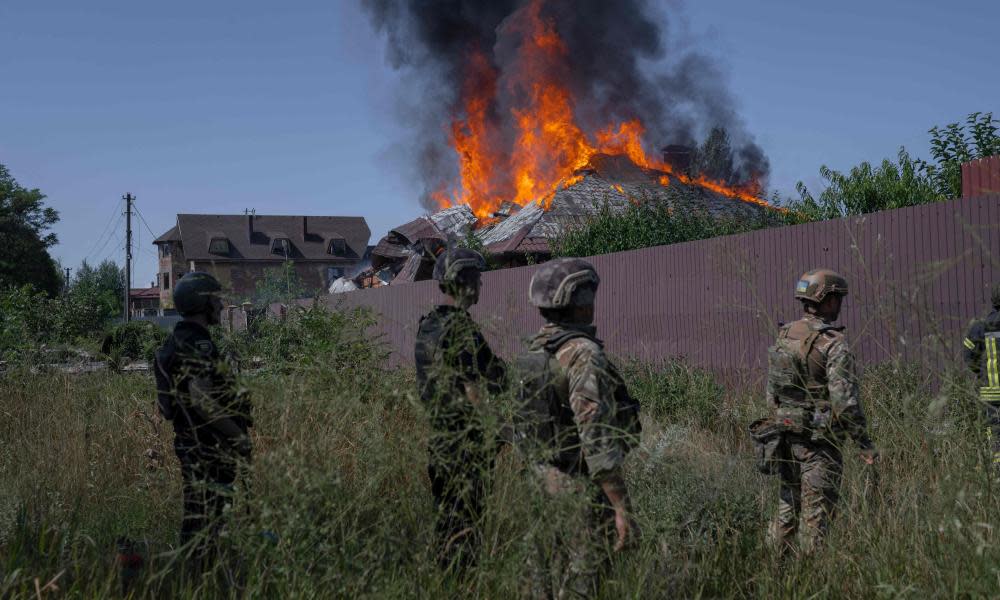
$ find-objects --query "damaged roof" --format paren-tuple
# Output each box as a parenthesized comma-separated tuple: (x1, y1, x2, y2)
(473, 153, 769, 256)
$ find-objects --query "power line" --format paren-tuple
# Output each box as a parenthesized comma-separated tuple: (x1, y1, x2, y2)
(87, 214, 124, 264)
(84, 210, 123, 263)
(132, 202, 158, 239)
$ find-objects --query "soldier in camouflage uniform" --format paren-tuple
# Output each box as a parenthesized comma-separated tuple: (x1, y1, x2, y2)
(516, 258, 640, 598)
(153, 272, 253, 563)
(962, 283, 1000, 474)
(414, 248, 505, 568)
(764, 269, 877, 555)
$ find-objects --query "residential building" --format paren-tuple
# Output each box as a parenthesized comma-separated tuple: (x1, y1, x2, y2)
(152, 213, 370, 312)
(129, 285, 161, 317)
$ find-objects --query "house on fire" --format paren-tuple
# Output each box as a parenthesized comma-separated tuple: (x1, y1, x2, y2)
(153, 213, 370, 311)
(355, 153, 775, 288)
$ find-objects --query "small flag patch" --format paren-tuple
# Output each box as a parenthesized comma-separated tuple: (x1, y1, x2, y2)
(796, 280, 809, 293)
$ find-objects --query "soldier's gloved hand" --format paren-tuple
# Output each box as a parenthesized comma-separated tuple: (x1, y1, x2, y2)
(859, 445, 879, 465)
(232, 433, 253, 459)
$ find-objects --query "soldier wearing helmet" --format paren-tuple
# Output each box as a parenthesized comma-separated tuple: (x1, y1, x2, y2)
(414, 247, 505, 569)
(961, 283, 1000, 475)
(762, 268, 876, 555)
(153, 272, 252, 564)
(517, 258, 640, 597)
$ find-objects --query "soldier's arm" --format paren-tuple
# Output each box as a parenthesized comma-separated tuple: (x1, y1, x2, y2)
(963, 321, 985, 376)
(188, 376, 252, 441)
(556, 339, 626, 481)
(826, 336, 873, 448)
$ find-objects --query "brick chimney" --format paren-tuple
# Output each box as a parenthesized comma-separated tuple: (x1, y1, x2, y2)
(302, 216, 308, 239)
(662, 144, 693, 174)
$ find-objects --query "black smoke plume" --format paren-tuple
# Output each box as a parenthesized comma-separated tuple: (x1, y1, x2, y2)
(362, 0, 769, 208)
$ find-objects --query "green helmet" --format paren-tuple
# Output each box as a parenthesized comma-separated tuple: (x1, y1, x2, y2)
(529, 258, 599, 309)
(433, 248, 486, 286)
(794, 268, 848, 303)
(173, 272, 223, 316)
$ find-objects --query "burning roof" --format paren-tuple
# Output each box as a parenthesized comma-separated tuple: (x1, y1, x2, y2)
(359, 152, 774, 287)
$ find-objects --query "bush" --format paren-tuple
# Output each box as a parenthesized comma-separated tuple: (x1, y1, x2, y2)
(100, 321, 168, 369)
(0, 285, 114, 361)
(551, 196, 773, 258)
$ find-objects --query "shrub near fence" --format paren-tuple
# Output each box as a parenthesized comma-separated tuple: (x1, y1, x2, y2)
(330, 195, 1000, 381)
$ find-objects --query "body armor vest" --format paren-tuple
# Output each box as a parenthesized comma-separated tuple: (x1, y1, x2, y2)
(768, 317, 842, 410)
(515, 328, 640, 475)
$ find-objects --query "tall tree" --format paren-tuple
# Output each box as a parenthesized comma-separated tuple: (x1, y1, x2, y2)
(692, 127, 736, 184)
(70, 259, 125, 319)
(792, 112, 1000, 220)
(0, 164, 61, 296)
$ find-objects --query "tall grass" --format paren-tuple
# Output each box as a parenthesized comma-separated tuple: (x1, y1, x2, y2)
(0, 306, 997, 598)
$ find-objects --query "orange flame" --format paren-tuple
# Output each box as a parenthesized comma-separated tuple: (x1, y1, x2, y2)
(433, 0, 772, 219)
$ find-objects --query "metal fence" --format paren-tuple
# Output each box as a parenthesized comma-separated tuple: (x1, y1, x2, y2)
(327, 195, 1000, 380)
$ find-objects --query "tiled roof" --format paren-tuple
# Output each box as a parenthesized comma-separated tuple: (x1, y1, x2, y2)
(129, 287, 161, 299)
(156, 214, 370, 262)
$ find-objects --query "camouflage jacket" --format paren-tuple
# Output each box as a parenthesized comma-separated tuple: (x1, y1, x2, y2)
(414, 305, 505, 441)
(153, 321, 252, 455)
(766, 313, 872, 447)
(522, 323, 629, 481)
(963, 308, 1000, 401)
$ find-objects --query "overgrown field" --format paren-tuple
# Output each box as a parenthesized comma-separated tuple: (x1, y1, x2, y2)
(1, 306, 998, 598)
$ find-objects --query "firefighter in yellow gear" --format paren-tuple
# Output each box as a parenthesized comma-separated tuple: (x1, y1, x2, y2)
(962, 283, 1000, 474)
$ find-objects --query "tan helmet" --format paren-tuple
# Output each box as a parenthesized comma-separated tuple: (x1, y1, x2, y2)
(794, 268, 848, 303)
(529, 258, 600, 309)
(432, 247, 486, 286)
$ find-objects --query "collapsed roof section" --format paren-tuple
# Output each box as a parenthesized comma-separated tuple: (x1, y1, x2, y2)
(356, 153, 773, 288)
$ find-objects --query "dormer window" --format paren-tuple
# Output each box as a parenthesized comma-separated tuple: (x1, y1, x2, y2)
(271, 238, 291, 256)
(209, 237, 230, 255)
(328, 238, 347, 256)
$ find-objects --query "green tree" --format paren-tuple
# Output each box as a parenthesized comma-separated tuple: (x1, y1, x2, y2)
(692, 127, 736, 184)
(70, 259, 125, 319)
(920, 111, 1000, 198)
(791, 112, 1000, 220)
(254, 261, 308, 307)
(0, 163, 61, 296)
(792, 148, 942, 221)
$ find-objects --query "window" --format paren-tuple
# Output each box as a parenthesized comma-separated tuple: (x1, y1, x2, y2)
(162, 272, 171, 290)
(328, 238, 347, 256)
(271, 238, 291, 256)
(327, 267, 344, 283)
(160, 243, 171, 257)
(209, 237, 230, 255)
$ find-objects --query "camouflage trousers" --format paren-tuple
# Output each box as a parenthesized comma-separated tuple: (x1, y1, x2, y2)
(768, 437, 843, 555)
(526, 465, 614, 599)
(983, 402, 1000, 475)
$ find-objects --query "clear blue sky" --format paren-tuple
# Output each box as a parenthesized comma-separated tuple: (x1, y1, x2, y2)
(1, 0, 997, 285)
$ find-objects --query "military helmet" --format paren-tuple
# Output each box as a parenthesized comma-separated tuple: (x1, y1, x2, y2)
(529, 258, 600, 309)
(173, 272, 224, 316)
(432, 247, 486, 286)
(794, 268, 848, 303)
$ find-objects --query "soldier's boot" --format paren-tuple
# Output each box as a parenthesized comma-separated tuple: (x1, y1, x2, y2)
(796, 445, 842, 555)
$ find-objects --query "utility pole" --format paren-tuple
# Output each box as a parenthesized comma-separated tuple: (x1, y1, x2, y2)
(123, 193, 133, 323)
(64, 267, 71, 294)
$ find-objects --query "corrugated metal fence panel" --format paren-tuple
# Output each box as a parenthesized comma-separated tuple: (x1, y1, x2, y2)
(327, 196, 1000, 374)
(963, 156, 1000, 198)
